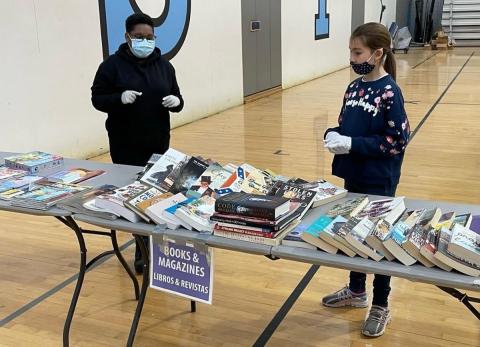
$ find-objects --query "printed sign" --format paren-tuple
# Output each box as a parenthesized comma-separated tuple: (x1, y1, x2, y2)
(150, 235, 213, 304)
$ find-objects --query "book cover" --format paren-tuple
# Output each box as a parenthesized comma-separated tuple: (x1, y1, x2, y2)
(0, 175, 42, 193)
(137, 153, 162, 180)
(345, 216, 383, 261)
(47, 167, 105, 184)
(297, 179, 348, 207)
(175, 195, 217, 232)
(300, 215, 338, 254)
(159, 155, 190, 192)
(240, 168, 277, 195)
(267, 182, 316, 219)
(140, 148, 188, 189)
(186, 162, 234, 199)
(4, 151, 64, 175)
(434, 227, 480, 276)
(281, 223, 317, 249)
(448, 224, 480, 267)
(95, 181, 149, 222)
(169, 157, 209, 194)
(124, 186, 165, 222)
(0, 166, 26, 181)
(58, 184, 119, 219)
(356, 197, 405, 225)
(318, 215, 357, 257)
(145, 193, 189, 226)
(215, 163, 256, 196)
(215, 192, 290, 220)
(325, 195, 369, 218)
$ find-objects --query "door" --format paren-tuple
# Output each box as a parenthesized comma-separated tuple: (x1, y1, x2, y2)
(352, 0, 365, 33)
(242, 0, 282, 97)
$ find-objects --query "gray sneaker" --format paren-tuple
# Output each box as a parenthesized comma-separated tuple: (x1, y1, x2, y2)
(322, 286, 368, 308)
(361, 305, 391, 337)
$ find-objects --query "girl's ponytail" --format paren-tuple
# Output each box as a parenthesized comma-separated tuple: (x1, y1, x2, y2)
(384, 49, 397, 81)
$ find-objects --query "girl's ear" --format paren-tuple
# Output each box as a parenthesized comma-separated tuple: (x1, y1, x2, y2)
(374, 48, 384, 64)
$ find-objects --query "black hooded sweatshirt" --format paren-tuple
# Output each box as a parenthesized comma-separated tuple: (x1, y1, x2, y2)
(91, 43, 184, 165)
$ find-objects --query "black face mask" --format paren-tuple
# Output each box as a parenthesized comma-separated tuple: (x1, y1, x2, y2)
(350, 53, 375, 75)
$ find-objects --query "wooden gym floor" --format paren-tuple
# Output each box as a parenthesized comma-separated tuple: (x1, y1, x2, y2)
(0, 48, 479, 346)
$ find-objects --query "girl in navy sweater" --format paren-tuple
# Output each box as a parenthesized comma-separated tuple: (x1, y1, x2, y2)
(322, 23, 411, 337)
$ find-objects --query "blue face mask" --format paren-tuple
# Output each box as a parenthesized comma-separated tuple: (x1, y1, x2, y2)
(128, 36, 156, 58)
(350, 53, 376, 75)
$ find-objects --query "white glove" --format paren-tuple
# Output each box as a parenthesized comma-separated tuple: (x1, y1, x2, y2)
(324, 132, 352, 155)
(121, 90, 142, 104)
(325, 131, 341, 142)
(162, 95, 180, 108)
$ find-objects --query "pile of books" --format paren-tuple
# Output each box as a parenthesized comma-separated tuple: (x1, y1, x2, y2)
(297, 195, 480, 277)
(211, 192, 301, 245)
(88, 148, 347, 241)
(4, 151, 64, 176)
(0, 151, 105, 210)
(10, 180, 92, 210)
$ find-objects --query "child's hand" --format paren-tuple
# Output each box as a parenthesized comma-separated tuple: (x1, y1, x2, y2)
(324, 132, 352, 155)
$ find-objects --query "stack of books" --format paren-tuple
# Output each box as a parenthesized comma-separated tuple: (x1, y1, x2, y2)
(4, 151, 64, 176)
(211, 192, 301, 245)
(10, 181, 91, 210)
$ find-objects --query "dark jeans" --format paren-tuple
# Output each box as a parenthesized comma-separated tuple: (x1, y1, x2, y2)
(345, 180, 397, 307)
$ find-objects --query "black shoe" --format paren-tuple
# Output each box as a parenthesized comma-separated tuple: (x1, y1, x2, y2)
(134, 236, 148, 274)
(134, 258, 144, 274)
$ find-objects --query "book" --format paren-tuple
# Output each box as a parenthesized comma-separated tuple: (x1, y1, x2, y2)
(281, 223, 317, 249)
(300, 215, 338, 254)
(159, 155, 190, 192)
(47, 167, 105, 184)
(0, 175, 42, 193)
(137, 153, 162, 180)
(345, 217, 384, 261)
(57, 184, 119, 220)
(162, 198, 196, 230)
(209, 203, 301, 232)
(169, 157, 209, 194)
(10, 182, 91, 210)
(213, 223, 279, 238)
(213, 220, 298, 246)
(355, 197, 406, 225)
(240, 168, 277, 195)
(267, 182, 316, 219)
(215, 192, 290, 220)
(0, 166, 26, 181)
(215, 163, 256, 196)
(402, 208, 442, 267)
(318, 216, 357, 257)
(419, 212, 456, 271)
(470, 215, 480, 233)
(332, 217, 369, 258)
(434, 226, 480, 277)
(140, 148, 188, 189)
(325, 195, 369, 218)
(144, 193, 188, 226)
(296, 179, 348, 207)
(174, 195, 216, 232)
(0, 185, 32, 200)
(94, 181, 149, 223)
(382, 210, 425, 266)
(186, 162, 234, 199)
(365, 215, 406, 261)
(136, 192, 174, 212)
(124, 186, 165, 222)
(447, 224, 480, 267)
(4, 151, 64, 176)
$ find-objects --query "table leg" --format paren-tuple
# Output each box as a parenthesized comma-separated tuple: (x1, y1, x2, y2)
(111, 230, 140, 300)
